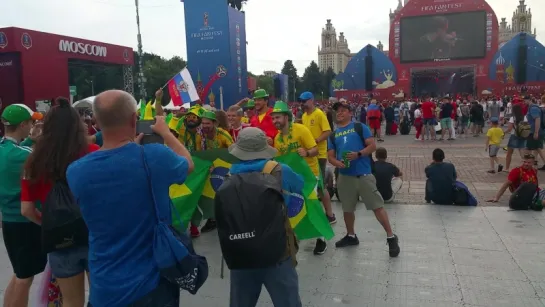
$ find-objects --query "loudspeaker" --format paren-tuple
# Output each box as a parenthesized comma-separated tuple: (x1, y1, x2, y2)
(516, 33, 527, 84)
(273, 77, 281, 99)
(365, 55, 373, 91)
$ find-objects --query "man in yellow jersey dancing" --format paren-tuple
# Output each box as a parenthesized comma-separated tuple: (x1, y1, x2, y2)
(270, 101, 329, 255)
(299, 92, 336, 224)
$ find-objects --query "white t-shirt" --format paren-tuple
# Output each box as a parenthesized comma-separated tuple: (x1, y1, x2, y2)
(505, 102, 513, 115)
(509, 116, 527, 124)
(414, 109, 422, 118)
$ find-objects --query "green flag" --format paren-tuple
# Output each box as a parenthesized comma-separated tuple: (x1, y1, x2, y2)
(169, 156, 212, 230)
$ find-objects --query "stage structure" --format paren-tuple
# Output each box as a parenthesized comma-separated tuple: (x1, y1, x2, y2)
(0, 27, 134, 109)
(332, 0, 500, 99)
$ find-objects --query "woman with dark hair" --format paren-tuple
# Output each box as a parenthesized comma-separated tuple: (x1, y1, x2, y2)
(215, 110, 229, 130)
(20, 99, 99, 307)
(504, 104, 527, 172)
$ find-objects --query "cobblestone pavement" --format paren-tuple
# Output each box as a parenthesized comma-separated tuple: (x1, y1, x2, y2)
(2, 128, 545, 306)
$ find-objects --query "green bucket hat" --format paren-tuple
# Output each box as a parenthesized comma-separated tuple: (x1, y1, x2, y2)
(253, 89, 269, 100)
(201, 110, 217, 121)
(246, 99, 255, 108)
(271, 101, 290, 114)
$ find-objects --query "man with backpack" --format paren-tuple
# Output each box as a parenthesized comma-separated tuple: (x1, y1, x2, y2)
(327, 100, 400, 257)
(215, 127, 303, 307)
(525, 97, 545, 170)
(488, 153, 543, 210)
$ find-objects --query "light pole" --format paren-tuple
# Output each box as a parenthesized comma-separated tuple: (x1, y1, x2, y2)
(135, 0, 147, 100)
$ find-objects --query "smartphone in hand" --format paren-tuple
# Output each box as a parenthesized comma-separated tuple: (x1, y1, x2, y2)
(136, 120, 163, 144)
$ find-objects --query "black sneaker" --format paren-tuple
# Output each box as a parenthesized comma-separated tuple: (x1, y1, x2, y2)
(335, 234, 359, 248)
(538, 165, 545, 171)
(313, 239, 327, 255)
(387, 234, 400, 257)
(327, 214, 337, 224)
(498, 164, 504, 173)
(200, 219, 217, 233)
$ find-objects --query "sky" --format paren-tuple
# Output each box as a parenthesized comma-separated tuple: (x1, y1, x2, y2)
(2, 0, 544, 75)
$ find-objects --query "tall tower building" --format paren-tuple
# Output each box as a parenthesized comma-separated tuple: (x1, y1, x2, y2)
(498, 0, 537, 47)
(317, 19, 352, 73)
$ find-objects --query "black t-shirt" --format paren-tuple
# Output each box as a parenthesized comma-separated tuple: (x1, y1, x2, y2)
(440, 103, 453, 119)
(374, 161, 401, 200)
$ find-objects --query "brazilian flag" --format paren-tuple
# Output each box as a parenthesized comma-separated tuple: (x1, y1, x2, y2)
(190, 149, 239, 226)
(169, 156, 212, 230)
(276, 153, 334, 240)
(181, 149, 334, 240)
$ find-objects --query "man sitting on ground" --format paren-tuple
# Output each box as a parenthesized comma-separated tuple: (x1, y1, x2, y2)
(489, 153, 538, 203)
(374, 147, 403, 203)
(425, 148, 457, 204)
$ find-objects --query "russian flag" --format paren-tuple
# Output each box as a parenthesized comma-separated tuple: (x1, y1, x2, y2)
(167, 68, 199, 106)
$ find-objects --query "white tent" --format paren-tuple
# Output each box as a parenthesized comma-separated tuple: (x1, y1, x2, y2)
(164, 100, 190, 110)
(72, 96, 95, 109)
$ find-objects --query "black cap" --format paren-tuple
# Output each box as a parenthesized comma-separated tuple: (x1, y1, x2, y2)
(333, 101, 353, 111)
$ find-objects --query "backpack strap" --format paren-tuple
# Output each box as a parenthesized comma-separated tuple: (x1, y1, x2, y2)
(262, 160, 279, 174)
(354, 122, 365, 144)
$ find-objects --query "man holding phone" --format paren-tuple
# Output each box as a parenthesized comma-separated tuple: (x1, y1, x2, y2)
(67, 90, 194, 307)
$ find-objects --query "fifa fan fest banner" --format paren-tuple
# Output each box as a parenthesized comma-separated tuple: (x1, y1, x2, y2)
(183, 0, 248, 109)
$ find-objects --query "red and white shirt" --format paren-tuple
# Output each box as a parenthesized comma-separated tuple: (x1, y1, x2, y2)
(229, 123, 251, 142)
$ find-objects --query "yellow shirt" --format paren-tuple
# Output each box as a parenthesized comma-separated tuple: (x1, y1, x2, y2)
(274, 123, 320, 176)
(487, 127, 504, 146)
(302, 108, 331, 159)
(258, 112, 267, 123)
(241, 117, 249, 124)
(177, 125, 203, 152)
(205, 127, 234, 149)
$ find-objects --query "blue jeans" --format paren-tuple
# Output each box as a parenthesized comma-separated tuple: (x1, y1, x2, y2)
(230, 258, 302, 307)
(88, 278, 179, 307)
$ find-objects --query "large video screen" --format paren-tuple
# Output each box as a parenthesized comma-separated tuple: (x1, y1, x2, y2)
(400, 11, 486, 63)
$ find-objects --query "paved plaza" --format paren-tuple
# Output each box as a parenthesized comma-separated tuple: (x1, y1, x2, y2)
(1, 131, 545, 306)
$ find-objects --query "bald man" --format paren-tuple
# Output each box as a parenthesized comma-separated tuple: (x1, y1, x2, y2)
(66, 90, 194, 306)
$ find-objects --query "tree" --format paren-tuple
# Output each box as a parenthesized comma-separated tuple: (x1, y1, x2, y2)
(280, 60, 299, 102)
(255, 75, 274, 96)
(300, 61, 324, 98)
(322, 67, 336, 98)
(138, 54, 186, 104)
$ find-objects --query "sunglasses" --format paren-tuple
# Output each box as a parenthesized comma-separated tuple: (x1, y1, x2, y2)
(524, 154, 535, 160)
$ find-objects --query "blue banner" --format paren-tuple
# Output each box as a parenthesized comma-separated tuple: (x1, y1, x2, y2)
(184, 0, 248, 110)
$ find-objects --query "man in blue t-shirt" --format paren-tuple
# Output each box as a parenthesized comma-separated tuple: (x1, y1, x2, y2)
(67, 90, 195, 307)
(327, 101, 400, 257)
(525, 98, 545, 169)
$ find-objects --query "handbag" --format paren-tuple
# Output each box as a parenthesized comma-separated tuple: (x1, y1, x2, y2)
(140, 146, 208, 294)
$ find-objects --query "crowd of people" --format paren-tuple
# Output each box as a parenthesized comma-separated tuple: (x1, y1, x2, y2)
(2, 85, 544, 306)
(0, 88, 403, 307)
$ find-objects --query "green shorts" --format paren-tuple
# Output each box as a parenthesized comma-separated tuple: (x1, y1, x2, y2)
(440, 118, 453, 129)
(337, 174, 384, 212)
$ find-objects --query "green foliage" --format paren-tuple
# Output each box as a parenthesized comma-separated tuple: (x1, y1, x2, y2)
(281, 60, 300, 101)
(68, 51, 186, 105)
(255, 75, 274, 96)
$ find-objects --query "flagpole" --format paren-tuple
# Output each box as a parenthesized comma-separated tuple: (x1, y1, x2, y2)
(220, 86, 224, 110)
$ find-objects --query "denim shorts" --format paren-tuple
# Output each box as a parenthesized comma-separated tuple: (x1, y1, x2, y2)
(48, 245, 89, 278)
(507, 135, 526, 149)
(423, 118, 436, 126)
